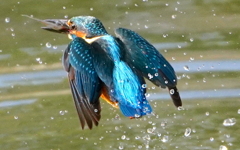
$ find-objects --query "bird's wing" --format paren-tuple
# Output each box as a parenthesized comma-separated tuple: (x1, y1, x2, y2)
(91, 36, 152, 117)
(63, 38, 102, 129)
(115, 28, 182, 107)
(115, 27, 177, 88)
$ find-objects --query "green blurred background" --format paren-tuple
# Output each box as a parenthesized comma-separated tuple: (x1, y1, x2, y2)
(0, 0, 240, 149)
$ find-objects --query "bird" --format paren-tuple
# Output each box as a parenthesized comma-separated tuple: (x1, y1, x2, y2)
(25, 15, 182, 129)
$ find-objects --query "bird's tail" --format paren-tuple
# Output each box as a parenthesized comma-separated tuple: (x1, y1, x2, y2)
(113, 61, 152, 117)
(168, 87, 182, 107)
(118, 98, 152, 117)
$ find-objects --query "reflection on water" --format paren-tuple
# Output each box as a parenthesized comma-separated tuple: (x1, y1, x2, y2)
(172, 60, 240, 73)
(149, 88, 240, 100)
(0, 70, 65, 88)
(0, 60, 238, 88)
(0, 99, 37, 108)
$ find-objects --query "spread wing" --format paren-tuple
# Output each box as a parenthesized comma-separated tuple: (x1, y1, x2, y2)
(63, 37, 102, 129)
(115, 28, 182, 107)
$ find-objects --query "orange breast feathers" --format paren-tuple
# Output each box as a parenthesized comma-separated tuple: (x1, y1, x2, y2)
(100, 86, 118, 108)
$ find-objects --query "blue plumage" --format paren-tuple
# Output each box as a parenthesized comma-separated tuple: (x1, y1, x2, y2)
(91, 35, 152, 117)
(40, 15, 182, 129)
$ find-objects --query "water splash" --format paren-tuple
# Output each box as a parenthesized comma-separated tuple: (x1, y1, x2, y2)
(223, 118, 236, 126)
(219, 145, 228, 150)
(184, 127, 191, 137)
(5, 17, 10, 23)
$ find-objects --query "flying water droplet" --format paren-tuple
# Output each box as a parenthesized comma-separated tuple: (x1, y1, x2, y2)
(183, 65, 189, 71)
(59, 110, 65, 115)
(142, 84, 147, 88)
(5, 17, 10, 23)
(147, 128, 155, 134)
(177, 106, 184, 110)
(171, 15, 176, 19)
(219, 145, 228, 150)
(238, 109, 240, 114)
(169, 89, 175, 95)
(121, 135, 126, 140)
(119, 145, 124, 150)
(53, 46, 57, 49)
(184, 128, 191, 137)
(46, 42, 52, 48)
(14, 116, 18, 119)
(210, 137, 214, 141)
(223, 118, 236, 126)
(135, 136, 140, 140)
(161, 135, 169, 142)
(190, 38, 194, 42)
(205, 112, 210, 116)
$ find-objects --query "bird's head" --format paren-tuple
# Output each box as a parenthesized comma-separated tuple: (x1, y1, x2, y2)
(37, 16, 108, 39)
(67, 16, 108, 39)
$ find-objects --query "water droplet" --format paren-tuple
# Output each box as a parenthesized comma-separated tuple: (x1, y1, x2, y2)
(171, 15, 176, 19)
(190, 38, 194, 42)
(183, 65, 189, 71)
(5, 17, 10, 23)
(161, 121, 167, 127)
(143, 134, 151, 140)
(178, 106, 184, 110)
(36, 58, 41, 61)
(223, 118, 236, 126)
(210, 137, 214, 141)
(121, 135, 126, 140)
(142, 84, 147, 88)
(144, 25, 148, 28)
(135, 136, 140, 140)
(64, 15, 68, 18)
(219, 145, 228, 150)
(94, 109, 98, 112)
(147, 73, 153, 79)
(190, 57, 195, 61)
(203, 78, 206, 83)
(145, 93, 150, 97)
(14, 116, 18, 119)
(169, 89, 175, 95)
(119, 145, 124, 150)
(90, 7, 93, 11)
(205, 112, 210, 116)
(59, 110, 65, 115)
(53, 46, 58, 49)
(46, 42, 52, 48)
(50, 117, 54, 120)
(238, 109, 240, 114)
(161, 135, 169, 142)
(184, 128, 191, 137)
(134, 114, 141, 118)
(63, 6, 66, 9)
(147, 128, 155, 134)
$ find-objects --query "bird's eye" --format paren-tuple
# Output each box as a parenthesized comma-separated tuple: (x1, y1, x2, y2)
(71, 24, 76, 30)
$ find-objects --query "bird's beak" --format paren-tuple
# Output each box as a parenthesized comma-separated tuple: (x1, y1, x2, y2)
(22, 15, 69, 34)
(41, 19, 69, 34)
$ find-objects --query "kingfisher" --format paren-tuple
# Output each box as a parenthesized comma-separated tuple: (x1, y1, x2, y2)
(25, 15, 182, 129)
